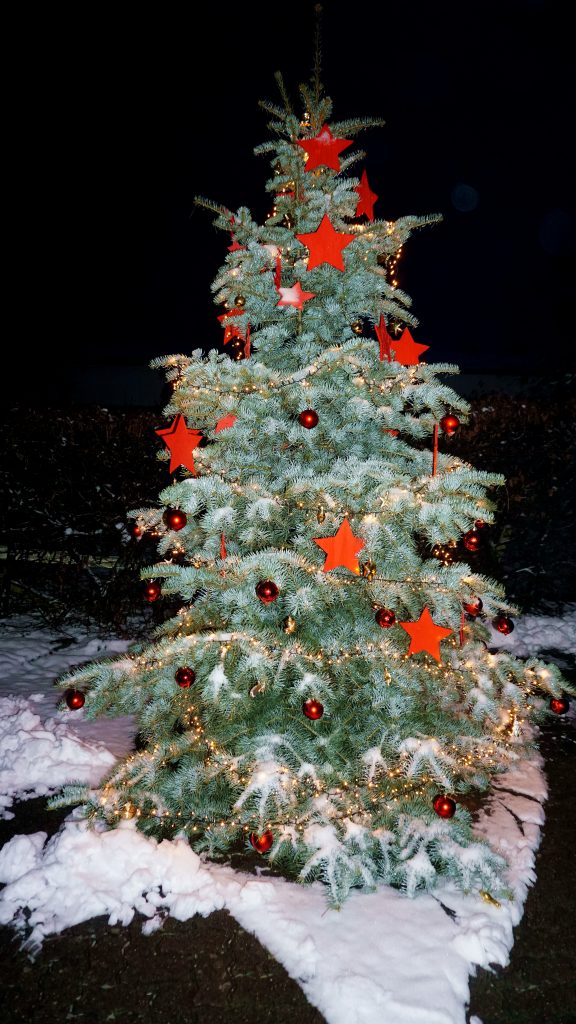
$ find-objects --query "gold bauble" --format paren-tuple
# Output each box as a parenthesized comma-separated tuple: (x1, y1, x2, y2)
(317, 505, 326, 523)
(249, 681, 266, 697)
(360, 559, 377, 580)
(234, 295, 246, 307)
(121, 802, 137, 819)
(283, 615, 297, 634)
(479, 890, 501, 908)
(351, 320, 363, 335)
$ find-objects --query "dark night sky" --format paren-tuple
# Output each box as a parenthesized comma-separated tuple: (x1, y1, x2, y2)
(10, 0, 576, 403)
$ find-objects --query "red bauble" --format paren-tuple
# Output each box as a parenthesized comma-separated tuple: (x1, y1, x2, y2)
(65, 689, 85, 710)
(143, 581, 161, 603)
(375, 608, 396, 628)
(303, 698, 324, 720)
(249, 830, 274, 854)
(298, 409, 319, 429)
(163, 508, 187, 531)
(462, 529, 481, 552)
(549, 696, 569, 715)
(475, 519, 488, 530)
(433, 794, 456, 819)
(175, 667, 196, 688)
(439, 414, 460, 437)
(129, 523, 142, 539)
(256, 579, 279, 603)
(463, 597, 483, 618)
(493, 614, 514, 635)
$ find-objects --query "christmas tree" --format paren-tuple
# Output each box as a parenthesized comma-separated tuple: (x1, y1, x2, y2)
(55, 70, 571, 907)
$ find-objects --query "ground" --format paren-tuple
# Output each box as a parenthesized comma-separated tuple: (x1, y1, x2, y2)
(0, 679, 573, 1024)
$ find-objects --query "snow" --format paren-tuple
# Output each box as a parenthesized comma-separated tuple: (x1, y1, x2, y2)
(0, 609, 574, 1024)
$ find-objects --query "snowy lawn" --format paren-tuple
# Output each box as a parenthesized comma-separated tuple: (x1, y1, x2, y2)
(0, 609, 574, 1024)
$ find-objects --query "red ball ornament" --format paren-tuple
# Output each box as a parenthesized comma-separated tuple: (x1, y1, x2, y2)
(303, 698, 324, 720)
(375, 608, 396, 628)
(298, 409, 319, 429)
(462, 529, 481, 552)
(129, 522, 142, 539)
(256, 579, 279, 603)
(492, 614, 514, 635)
(550, 696, 569, 715)
(175, 667, 196, 688)
(249, 830, 274, 854)
(163, 508, 187, 531)
(65, 689, 85, 710)
(439, 413, 460, 437)
(143, 581, 161, 603)
(475, 519, 488, 530)
(433, 794, 456, 819)
(463, 597, 483, 618)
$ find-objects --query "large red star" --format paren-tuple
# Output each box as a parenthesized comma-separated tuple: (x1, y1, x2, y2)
(355, 169, 378, 221)
(374, 314, 393, 362)
(296, 215, 356, 272)
(314, 517, 365, 573)
(277, 281, 316, 309)
(295, 124, 353, 172)
(155, 415, 203, 474)
(391, 328, 430, 366)
(399, 607, 453, 662)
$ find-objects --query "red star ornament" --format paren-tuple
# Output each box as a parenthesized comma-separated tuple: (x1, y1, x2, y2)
(391, 328, 429, 366)
(215, 414, 237, 433)
(399, 607, 453, 662)
(296, 215, 355, 272)
(355, 170, 378, 221)
(375, 314, 393, 362)
(295, 124, 353, 172)
(314, 517, 365, 573)
(155, 415, 203, 474)
(277, 282, 316, 309)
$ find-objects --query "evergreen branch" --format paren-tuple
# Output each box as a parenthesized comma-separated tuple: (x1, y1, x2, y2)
(193, 195, 232, 219)
(274, 71, 294, 116)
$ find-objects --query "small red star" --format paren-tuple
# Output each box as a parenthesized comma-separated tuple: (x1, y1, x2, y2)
(295, 124, 353, 172)
(314, 517, 365, 573)
(375, 314, 393, 362)
(399, 607, 453, 662)
(277, 282, 316, 309)
(215, 414, 237, 433)
(391, 328, 429, 366)
(355, 169, 378, 221)
(296, 215, 356, 272)
(155, 415, 203, 474)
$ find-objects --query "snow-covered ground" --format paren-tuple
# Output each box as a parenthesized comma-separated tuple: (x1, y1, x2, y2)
(0, 609, 574, 1024)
